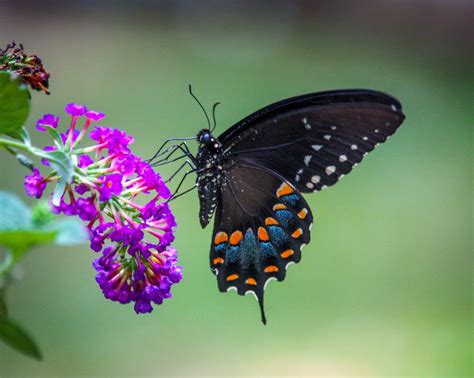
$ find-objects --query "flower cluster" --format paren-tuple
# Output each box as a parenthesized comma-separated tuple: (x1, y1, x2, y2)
(24, 104, 182, 313)
(0, 41, 50, 94)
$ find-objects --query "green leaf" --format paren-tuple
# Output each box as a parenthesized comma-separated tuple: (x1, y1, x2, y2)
(0, 230, 57, 258)
(7, 126, 31, 143)
(46, 150, 74, 184)
(0, 73, 30, 137)
(0, 191, 32, 231)
(0, 317, 42, 360)
(0, 287, 7, 317)
(51, 181, 66, 207)
(54, 219, 89, 246)
(44, 125, 62, 147)
(15, 153, 34, 171)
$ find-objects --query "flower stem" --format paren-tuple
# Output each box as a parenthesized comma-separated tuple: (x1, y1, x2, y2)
(0, 137, 30, 152)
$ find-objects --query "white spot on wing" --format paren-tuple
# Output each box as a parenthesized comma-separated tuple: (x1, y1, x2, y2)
(302, 117, 311, 130)
(285, 261, 295, 270)
(331, 125, 337, 130)
(351, 144, 358, 150)
(227, 286, 237, 292)
(324, 135, 331, 141)
(311, 175, 320, 184)
(295, 174, 300, 182)
(304, 155, 312, 166)
(391, 104, 397, 111)
(326, 166, 336, 175)
(339, 155, 347, 162)
(306, 182, 314, 189)
(312, 144, 323, 151)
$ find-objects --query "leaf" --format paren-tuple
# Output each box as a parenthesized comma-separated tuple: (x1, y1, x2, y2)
(15, 153, 34, 171)
(0, 317, 42, 360)
(51, 181, 66, 207)
(44, 125, 62, 146)
(7, 126, 31, 144)
(0, 230, 57, 258)
(0, 287, 7, 317)
(0, 72, 30, 137)
(46, 150, 74, 184)
(54, 219, 89, 246)
(0, 191, 32, 231)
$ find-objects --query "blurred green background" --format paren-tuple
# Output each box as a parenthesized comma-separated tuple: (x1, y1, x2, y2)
(0, 1, 472, 376)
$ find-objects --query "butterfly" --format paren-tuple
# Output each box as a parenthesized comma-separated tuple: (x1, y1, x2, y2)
(152, 87, 405, 324)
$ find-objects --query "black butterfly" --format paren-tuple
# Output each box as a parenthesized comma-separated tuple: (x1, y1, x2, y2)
(151, 87, 405, 324)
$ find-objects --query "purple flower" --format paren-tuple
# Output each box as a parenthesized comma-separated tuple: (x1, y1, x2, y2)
(94, 246, 182, 314)
(65, 103, 87, 116)
(25, 102, 180, 314)
(99, 174, 123, 202)
(24, 168, 46, 198)
(78, 154, 94, 168)
(76, 197, 98, 221)
(85, 110, 106, 122)
(36, 114, 59, 131)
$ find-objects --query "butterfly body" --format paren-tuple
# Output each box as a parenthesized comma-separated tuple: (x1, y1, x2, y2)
(191, 89, 405, 324)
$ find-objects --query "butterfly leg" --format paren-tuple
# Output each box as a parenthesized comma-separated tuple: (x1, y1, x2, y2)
(151, 142, 196, 167)
(166, 161, 200, 202)
(148, 137, 196, 163)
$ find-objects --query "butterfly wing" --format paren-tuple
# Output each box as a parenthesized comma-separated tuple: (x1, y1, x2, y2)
(210, 159, 312, 324)
(219, 89, 405, 192)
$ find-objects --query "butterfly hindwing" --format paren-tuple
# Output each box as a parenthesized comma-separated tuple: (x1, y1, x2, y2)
(209, 161, 312, 323)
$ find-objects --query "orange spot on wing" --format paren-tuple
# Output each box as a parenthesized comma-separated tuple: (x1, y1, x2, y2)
(229, 231, 243, 245)
(214, 231, 228, 245)
(264, 265, 279, 273)
(213, 257, 224, 265)
(280, 249, 294, 258)
(273, 203, 287, 211)
(297, 208, 308, 219)
(276, 182, 294, 198)
(258, 227, 270, 242)
(291, 228, 303, 238)
(226, 274, 239, 281)
(245, 278, 257, 285)
(265, 217, 279, 226)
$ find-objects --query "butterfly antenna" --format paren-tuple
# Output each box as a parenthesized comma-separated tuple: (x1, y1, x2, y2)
(188, 84, 211, 130)
(211, 102, 220, 133)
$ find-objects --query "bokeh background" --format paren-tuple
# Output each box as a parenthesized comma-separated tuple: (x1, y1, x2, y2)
(0, 1, 472, 376)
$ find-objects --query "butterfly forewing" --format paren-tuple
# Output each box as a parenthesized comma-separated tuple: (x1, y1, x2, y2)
(220, 90, 404, 192)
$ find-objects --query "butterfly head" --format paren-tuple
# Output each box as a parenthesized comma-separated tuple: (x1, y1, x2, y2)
(197, 129, 221, 151)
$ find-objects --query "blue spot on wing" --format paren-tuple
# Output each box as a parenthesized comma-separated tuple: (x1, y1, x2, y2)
(215, 243, 227, 254)
(281, 194, 299, 206)
(275, 209, 293, 228)
(258, 241, 278, 258)
(226, 246, 240, 264)
(241, 229, 258, 269)
(268, 225, 289, 246)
